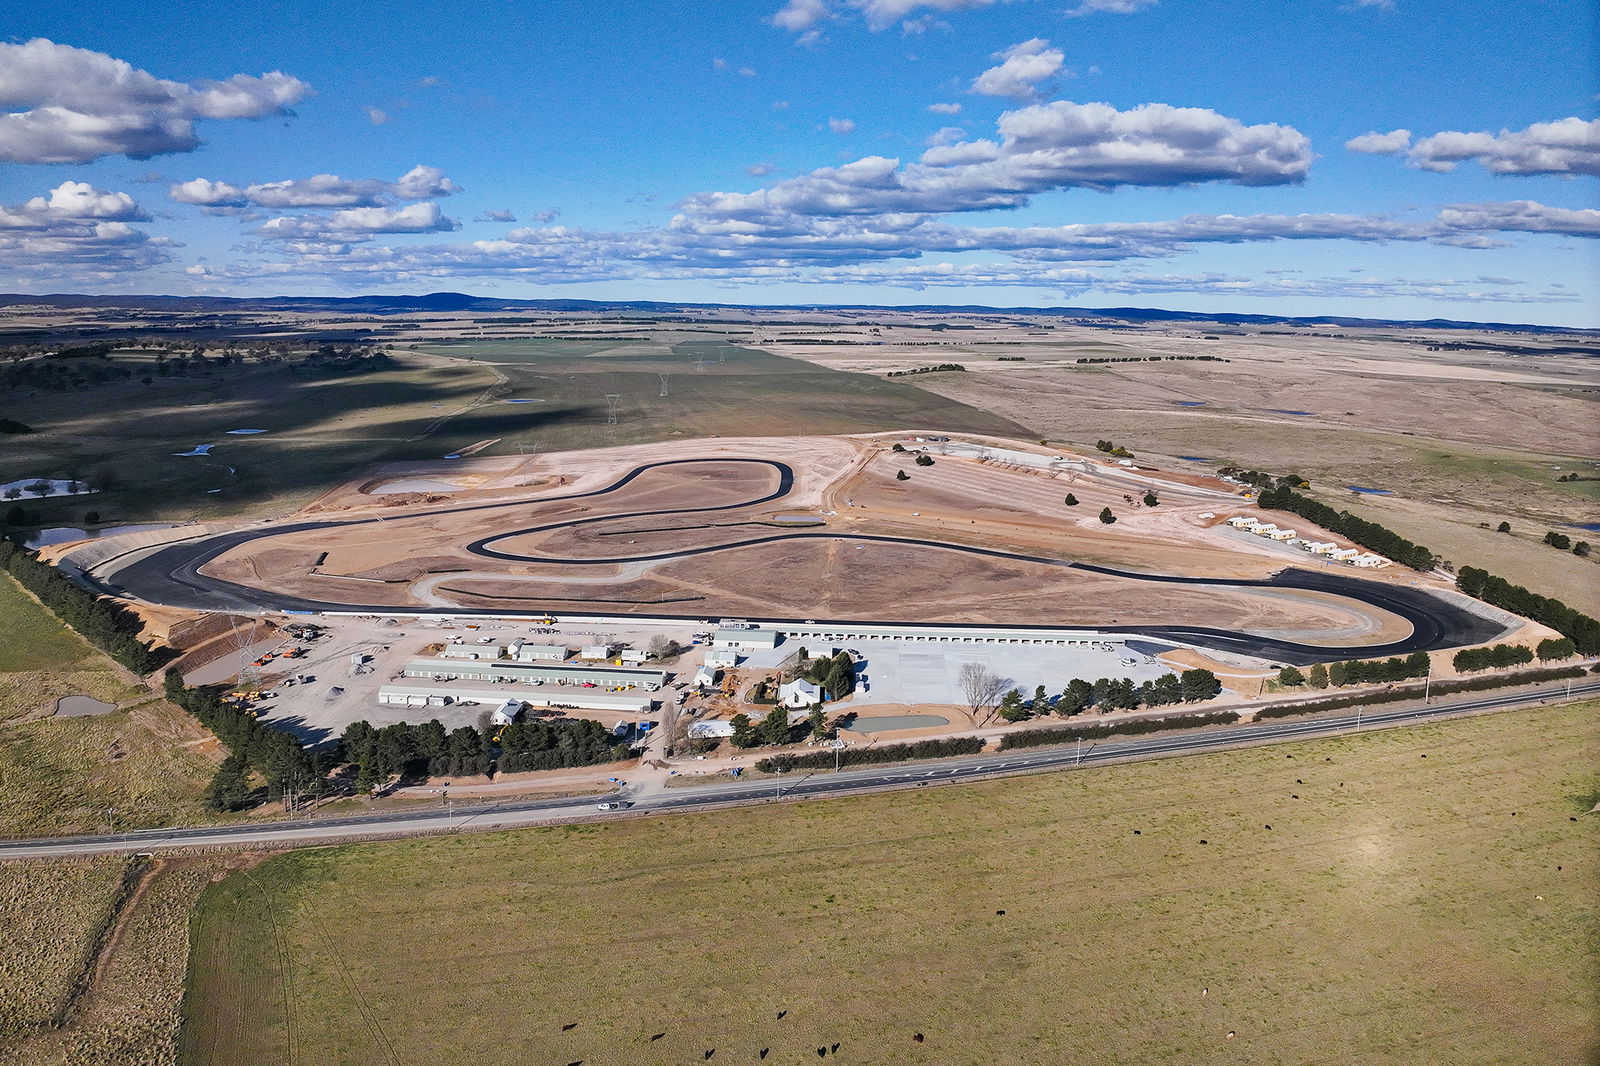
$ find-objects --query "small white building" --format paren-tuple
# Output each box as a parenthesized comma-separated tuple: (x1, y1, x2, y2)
(778, 678, 822, 708)
(1265, 527, 1297, 541)
(515, 644, 568, 662)
(1327, 547, 1360, 561)
(693, 663, 720, 688)
(1350, 552, 1390, 568)
(619, 649, 648, 665)
(714, 628, 781, 650)
(704, 647, 740, 668)
(1250, 523, 1281, 536)
(1304, 541, 1339, 554)
(490, 699, 523, 726)
(580, 644, 611, 660)
(1226, 516, 1256, 528)
(687, 720, 736, 739)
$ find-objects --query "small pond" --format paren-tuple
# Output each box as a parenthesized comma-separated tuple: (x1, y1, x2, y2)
(848, 714, 950, 733)
(1346, 486, 1393, 495)
(25, 524, 176, 548)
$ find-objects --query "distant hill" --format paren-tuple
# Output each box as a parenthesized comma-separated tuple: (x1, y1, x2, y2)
(0, 291, 1592, 335)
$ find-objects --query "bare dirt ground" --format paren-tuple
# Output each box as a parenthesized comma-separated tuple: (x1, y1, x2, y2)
(194, 434, 1438, 644)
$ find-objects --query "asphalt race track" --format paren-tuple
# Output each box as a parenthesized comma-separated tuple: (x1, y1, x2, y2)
(3, 679, 1592, 860)
(102, 458, 1504, 664)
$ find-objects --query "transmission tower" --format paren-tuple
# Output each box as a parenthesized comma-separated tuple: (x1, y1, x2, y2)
(605, 393, 623, 426)
(231, 612, 263, 692)
(658, 372, 671, 397)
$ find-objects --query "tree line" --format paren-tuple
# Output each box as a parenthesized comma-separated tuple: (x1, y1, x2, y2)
(754, 736, 982, 772)
(1452, 643, 1535, 672)
(340, 716, 628, 792)
(163, 671, 322, 812)
(1255, 486, 1436, 570)
(0, 542, 171, 673)
(998, 711, 1243, 751)
(1456, 567, 1600, 655)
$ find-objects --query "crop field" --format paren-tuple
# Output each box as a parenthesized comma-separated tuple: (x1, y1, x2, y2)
(0, 573, 216, 837)
(181, 701, 1599, 1066)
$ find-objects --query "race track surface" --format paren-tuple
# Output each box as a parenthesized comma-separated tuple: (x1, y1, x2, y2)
(103, 458, 1503, 664)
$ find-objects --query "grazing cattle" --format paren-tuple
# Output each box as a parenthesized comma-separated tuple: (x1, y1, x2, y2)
(995, 909, 1005, 916)
(562, 1023, 578, 1031)
(760, 1050, 769, 1060)
(777, 1011, 787, 1019)
(913, 1033, 925, 1043)
(649, 1033, 665, 1041)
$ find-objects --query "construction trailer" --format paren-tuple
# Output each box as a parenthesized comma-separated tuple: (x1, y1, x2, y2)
(403, 657, 667, 691)
(514, 643, 569, 662)
(713, 628, 781, 650)
(378, 683, 653, 714)
(704, 647, 740, 668)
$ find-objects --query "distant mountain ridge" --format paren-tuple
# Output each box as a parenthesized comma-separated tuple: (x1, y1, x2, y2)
(0, 291, 1592, 335)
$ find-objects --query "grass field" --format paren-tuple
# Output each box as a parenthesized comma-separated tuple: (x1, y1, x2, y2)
(0, 857, 224, 1066)
(181, 702, 1599, 1066)
(0, 573, 216, 837)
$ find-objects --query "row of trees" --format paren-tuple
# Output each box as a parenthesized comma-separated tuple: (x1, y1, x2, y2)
(802, 650, 858, 700)
(340, 716, 629, 791)
(1255, 486, 1436, 570)
(753, 736, 983, 773)
(1276, 651, 1430, 689)
(1218, 468, 1309, 490)
(1456, 567, 1600, 655)
(885, 363, 966, 376)
(1094, 440, 1133, 458)
(0, 542, 170, 673)
(998, 711, 1243, 750)
(961, 664, 1221, 724)
(1542, 531, 1592, 556)
(163, 672, 322, 812)
(1453, 643, 1535, 672)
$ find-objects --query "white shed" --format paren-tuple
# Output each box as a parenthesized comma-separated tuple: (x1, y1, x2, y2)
(580, 644, 611, 660)
(693, 663, 719, 688)
(778, 678, 822, 708)
(687, 720, 736, 739)
(714, 628, 781, 650)
(515, 644, 568, 662)
(704, 647, 740, 668)
(1327, 547, 1360, 561)
(490, 699, 523, 726)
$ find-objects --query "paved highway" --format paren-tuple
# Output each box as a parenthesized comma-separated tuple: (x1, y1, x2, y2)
(100, 457, 1501, 664)
(4, 680, 1591, 861)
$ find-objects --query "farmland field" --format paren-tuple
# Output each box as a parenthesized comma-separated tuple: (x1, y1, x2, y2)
(180, 701, 1599, 1066)
(0, 573, 216, 837)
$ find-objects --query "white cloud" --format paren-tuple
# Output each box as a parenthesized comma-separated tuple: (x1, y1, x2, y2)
(971, 38, 1064, 100)
(1065, 0, 1157, 15)
(685, 100, 1311, 224)
(925, 126, 966, 147)
(747, 162, 779, 176)
(1436, 200, 1600, 238)
(1345, 129, 1410, 154)
(0, 38, 310, 164)
(928, 102, 963, 115)
(363, 106, 390, 125)
(171, 166, 460, 210)
(1350, 0, 1395, 9)
(828, 117, 857, 134)
(771, 0, 1005, 35)
(257, 202, 460, 240)
(0, 181, 170, 278)
(1408, 117, 1600, 176)
(475, 209, 518, 223)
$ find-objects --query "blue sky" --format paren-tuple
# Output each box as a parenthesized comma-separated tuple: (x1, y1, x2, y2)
(1, 0, 1595, 324)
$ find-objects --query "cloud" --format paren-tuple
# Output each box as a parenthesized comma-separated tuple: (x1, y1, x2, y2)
(257, 202, 460, 240)
(475, 209, 517, 223)
(1436, 199, 1600, 238)
(971, 38, 1064, 100)
(0, 38, 310, 163)
(928, 102, 963, 115)
(685, 100, 1311, 225)
(828, 117, 857, 134)
(533, 208, 560, 223)
(771, 0, 1004, 35)
(1349, 0, 1394, 9)
(0, 181, 170, 279)
(1407, 117, 1600, 176)
(1065, 0, 1157, 15)
(171, 165, 460, 209)
(363, 106, 390, 125)
(1345, 129, 1410, 154)
(925, 126, 966, 147)
(747, 162, 779, 176)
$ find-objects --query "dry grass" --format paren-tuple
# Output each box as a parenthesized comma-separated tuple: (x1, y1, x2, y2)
(1, 859, 225, 1066)
(181, 701, 1599, 1066)
(0, 857, 127, 1040)
(0, 574, 216, 838)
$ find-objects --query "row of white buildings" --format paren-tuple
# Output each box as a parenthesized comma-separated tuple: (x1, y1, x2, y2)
(1225, 516, 1390, 568)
